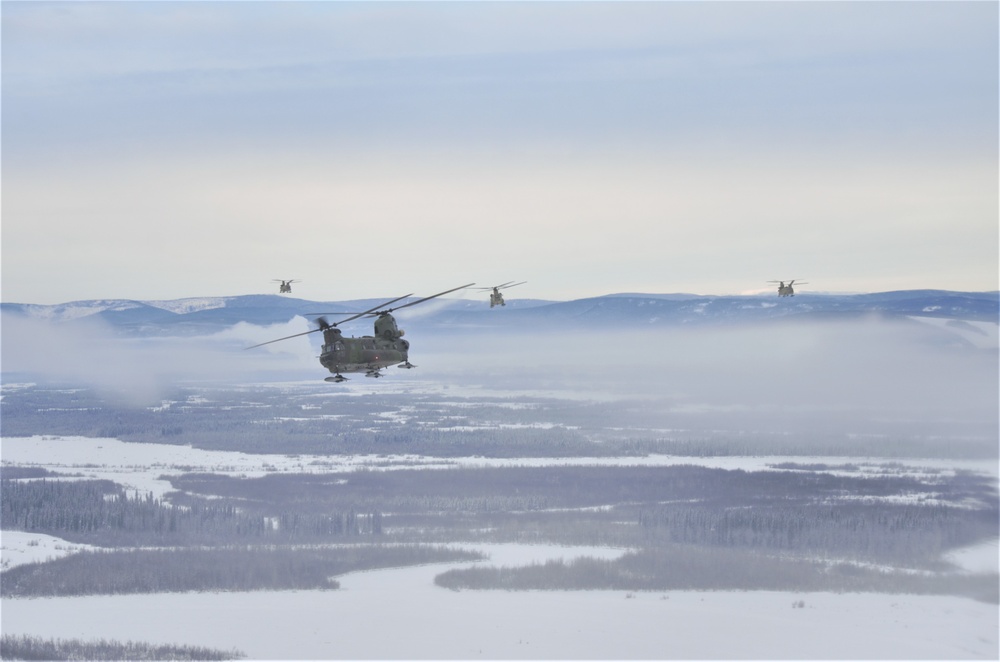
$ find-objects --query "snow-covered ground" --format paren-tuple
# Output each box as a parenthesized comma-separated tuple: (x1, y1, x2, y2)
(3, 435, 996, 501)
(2, 435, 997, 659)
(2, 541, 997, 659)
(0, 531, 98, 571)
(944, 539, 1000, 574)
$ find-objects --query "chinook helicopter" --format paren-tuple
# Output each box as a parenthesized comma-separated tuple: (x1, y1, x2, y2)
(768, 280, 807, 297)
(247, 283, 474, 382)
(474, 281, 526, 307)
(274, 279, 300, 294)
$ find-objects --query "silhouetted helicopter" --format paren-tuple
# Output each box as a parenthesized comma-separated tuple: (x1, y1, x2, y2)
(247, 283, 474, 382)
(274, 279, 300, 294)
(474, 281, 526, 307)
(768, 280, 807, 297)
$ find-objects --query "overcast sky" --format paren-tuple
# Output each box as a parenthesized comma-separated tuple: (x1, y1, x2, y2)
(2, 1, 997, 304)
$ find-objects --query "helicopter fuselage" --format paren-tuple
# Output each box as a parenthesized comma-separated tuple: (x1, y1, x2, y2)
(319, 314, 410, 376)
(770, 280, 804, 297)
(248, 283, 473, 382)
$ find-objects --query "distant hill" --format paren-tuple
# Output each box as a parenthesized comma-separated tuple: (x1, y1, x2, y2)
(437, 290, 999, 328)
(2, 291, 997, 341)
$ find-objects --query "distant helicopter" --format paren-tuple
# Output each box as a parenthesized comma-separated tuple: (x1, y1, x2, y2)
(768, 280, 807, 297)
(474, 281, 526, 307)
(274, 279, 300, 294)
(247, 283, 474, 382)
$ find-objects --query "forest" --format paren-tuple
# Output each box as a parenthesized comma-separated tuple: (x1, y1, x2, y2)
(0, 634, 245, 661)
(434, 547, 995, 603)
(1, 478, 386, 545)
(3, 460, 996, 601)
(1, 382, 997, 607)
(1, 543, 481, 597)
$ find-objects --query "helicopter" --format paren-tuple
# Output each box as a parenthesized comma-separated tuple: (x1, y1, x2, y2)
(768, 280, 807, 297)
(247, 283, 474, 382)
(274, 279, 300, 294)
(474, 281, 526, 307)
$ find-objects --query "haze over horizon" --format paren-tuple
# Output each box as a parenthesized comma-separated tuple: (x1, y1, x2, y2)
(4, 285, 1000, 308)
(2, 2, 997, 305)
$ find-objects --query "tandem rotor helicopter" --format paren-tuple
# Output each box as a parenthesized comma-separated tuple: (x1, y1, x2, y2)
(474, 281, 526, 307)
(768, 279, 807, 297)
(247, 283, 474, 382)
(274, 279, 300, 294)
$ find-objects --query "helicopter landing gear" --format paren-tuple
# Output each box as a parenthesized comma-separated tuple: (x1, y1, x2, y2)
(325, 374, 348, 383)
(365, 368, 383, 378)
(399, 361, 415, 369)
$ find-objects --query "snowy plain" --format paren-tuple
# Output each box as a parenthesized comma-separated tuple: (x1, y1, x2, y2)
(2, 434, 997, 660)
(3, 435, 996, 502)
(3, 557, 997, 660)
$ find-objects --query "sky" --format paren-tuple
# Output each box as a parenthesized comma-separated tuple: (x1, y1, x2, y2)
(2, 1, 997, 305)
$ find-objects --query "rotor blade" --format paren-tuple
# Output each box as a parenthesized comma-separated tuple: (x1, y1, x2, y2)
(247, 292, 422, 351)
(309, 294, 415, 324)
(244, 325, 324, 350)
(499, 281, 527, 290)
(251, 285, 472, 350)
(382, 283, 475, 314)
(305, 311, 365, 316)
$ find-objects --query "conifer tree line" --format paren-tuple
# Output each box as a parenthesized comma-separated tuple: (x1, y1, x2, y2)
(1, 478, 383, 545)
(636, 500, 997, 562)
(434, 546, 998, 603)
(1, 544, 481, 597)
(165, 464, 998, 563)
(0, 634, 245, 661)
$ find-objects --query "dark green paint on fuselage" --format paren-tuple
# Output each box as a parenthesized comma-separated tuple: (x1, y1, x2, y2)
(320, 313, 410, 376)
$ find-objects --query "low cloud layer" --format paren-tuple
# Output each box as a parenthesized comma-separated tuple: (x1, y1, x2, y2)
(3, 312, 996, 443)
(1, 313, 318, 405)
(415, 316, 999, 440)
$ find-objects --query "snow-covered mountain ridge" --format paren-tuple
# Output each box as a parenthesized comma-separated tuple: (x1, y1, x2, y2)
(143, 297, 229, 315)
(2, 290, 997, 340)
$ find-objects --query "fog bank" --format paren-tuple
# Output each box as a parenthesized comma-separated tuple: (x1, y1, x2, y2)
(3, 313, 996, 441)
